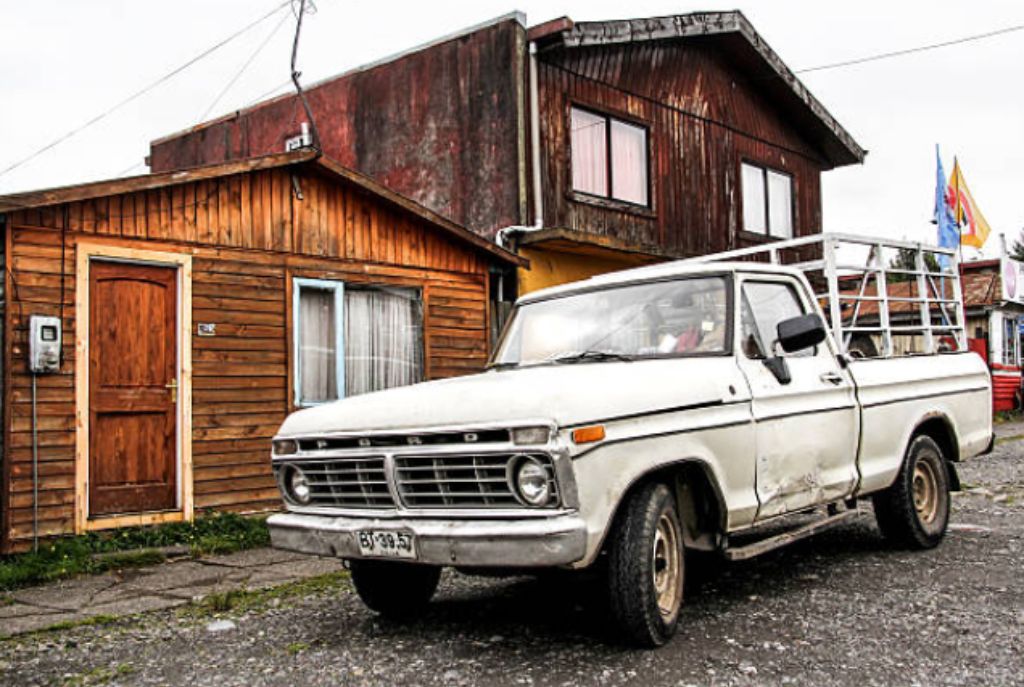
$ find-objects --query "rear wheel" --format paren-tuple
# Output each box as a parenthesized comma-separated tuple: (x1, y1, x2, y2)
(606, 482, 685, 647)
(350, 560, 441, 618)
(873, 435, 950, 549)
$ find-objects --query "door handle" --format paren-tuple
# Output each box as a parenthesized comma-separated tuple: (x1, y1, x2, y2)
(165, 379, 179, 403)
(819, 372, 844, 386)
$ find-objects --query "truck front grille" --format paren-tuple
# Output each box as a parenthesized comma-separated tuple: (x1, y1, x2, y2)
(394, 453, 557, 508)
(275, 452, 560, 511)
(287, 457, 395, 509)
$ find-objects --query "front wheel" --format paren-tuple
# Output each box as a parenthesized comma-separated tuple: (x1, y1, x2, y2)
(873, 434, 950, 549)
(350, 560, 441, 619)
(606, 482, 685, 647)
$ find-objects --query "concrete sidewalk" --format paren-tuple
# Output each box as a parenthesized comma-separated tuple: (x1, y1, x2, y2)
(0, 548, 343, 638)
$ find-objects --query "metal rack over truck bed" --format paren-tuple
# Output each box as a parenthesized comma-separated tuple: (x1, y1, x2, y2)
(684, 232, 967, 358)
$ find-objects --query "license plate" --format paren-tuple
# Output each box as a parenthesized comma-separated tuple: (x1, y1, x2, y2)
(356, 530, 417, 560)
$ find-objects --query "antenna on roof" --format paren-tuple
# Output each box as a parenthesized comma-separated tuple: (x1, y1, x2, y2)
(290, 0, 321, 152)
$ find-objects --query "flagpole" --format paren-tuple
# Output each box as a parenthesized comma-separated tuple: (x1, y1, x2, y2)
(954, 156, 964, 266)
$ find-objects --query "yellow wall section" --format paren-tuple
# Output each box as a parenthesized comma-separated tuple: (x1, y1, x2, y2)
(517, 246, 658, 294)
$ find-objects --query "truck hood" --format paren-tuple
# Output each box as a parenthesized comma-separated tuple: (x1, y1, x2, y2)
(277, 358, 742, 437)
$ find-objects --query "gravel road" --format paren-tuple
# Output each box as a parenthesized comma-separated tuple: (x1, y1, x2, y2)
(2, 442, 1022, 687)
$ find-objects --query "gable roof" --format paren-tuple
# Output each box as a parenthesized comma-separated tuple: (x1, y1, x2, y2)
(0, 150, 526, 267)
(534, 11, 866, 168)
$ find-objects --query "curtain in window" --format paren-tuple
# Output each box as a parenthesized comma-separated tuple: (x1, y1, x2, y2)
(571, 108, 607, 196)
(742, 163, 766, 234)
(767, 171, 793, 238)
(299, 288, 337, 403)
(611, 120, 648, 205)
(345, 287, 424, 396)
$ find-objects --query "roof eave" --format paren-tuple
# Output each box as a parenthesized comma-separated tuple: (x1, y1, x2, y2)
(550, 11, 866, 168)
(0, 151, 525, 269)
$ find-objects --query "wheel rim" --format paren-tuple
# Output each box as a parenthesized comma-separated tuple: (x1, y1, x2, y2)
(912, 453, 940, 525)
(651, 512, 682, 620)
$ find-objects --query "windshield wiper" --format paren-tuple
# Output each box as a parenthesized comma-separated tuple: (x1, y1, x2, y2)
(553, 350, 634, 364)
(486, 361, 519, 371)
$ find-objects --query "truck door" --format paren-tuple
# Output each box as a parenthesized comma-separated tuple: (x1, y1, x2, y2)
(736, 277, 860, 520)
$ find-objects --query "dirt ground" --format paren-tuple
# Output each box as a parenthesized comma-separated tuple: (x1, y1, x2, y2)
(1, 441, 1022, 687)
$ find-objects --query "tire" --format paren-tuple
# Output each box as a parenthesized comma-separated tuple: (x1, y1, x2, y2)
(872, 435, 950, 549)
(606, 482, 685, 648)
(349, 560, 441, 619)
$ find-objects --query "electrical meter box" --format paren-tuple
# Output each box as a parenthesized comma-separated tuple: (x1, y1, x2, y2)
(29, 315, 61, 374)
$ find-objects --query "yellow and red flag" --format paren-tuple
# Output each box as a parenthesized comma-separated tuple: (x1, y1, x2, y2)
(946, 160, 991, 249)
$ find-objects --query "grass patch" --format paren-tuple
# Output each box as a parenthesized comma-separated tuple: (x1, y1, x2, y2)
(0, 593, 14, 607)
(62, 662, 135, 687)
(182, 571, 350, 619)
(993, 410, 1022, 424)
(995, 432, 1024, 448)
(285, 641, 311, 655)
(0, 512, 269, 591)
(42, 614, 121, 634)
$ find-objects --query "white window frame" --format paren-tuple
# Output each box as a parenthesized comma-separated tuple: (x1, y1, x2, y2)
(741, 161, 794, 239)
(293, 277, 345, 407)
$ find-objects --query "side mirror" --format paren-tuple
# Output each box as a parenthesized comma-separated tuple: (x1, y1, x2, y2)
(761, 314, 826, 385)
(776, 313, 826, 353)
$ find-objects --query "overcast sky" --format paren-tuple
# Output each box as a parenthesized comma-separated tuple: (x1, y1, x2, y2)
(1, 0, 1021, 257)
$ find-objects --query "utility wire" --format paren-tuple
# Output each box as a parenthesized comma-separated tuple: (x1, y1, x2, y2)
(244, 79, 294, 108)
(199, 10, 292, 122)
(0, 0, 292, 181)
(796, 23, 1024, 74)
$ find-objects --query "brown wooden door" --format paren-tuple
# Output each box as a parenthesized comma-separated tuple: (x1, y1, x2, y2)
(89, 261, 178, 517)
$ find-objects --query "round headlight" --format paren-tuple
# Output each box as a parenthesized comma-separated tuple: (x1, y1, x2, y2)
(273, 439, 299, 456)
(283, 465, 311, 505)
(514, 457, 551, 507)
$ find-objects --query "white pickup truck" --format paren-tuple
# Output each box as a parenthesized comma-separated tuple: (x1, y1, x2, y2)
(268, 233, 993, 647)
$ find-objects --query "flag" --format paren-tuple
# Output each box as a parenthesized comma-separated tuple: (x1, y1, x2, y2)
(934, 146, 959, 268)
(947, 159, 991, 249)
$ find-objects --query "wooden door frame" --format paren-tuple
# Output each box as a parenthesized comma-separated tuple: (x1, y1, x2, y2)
(74, 242, 193, 533)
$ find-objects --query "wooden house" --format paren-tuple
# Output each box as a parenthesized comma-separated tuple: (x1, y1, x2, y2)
(0, 150, 523, 552)
(147, 11, 866, 297)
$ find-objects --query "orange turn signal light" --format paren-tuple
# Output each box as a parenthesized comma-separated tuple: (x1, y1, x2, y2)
(572, 425, 606, 444)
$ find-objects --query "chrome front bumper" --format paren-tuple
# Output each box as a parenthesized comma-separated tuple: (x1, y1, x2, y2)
(267, 512, 588, 568)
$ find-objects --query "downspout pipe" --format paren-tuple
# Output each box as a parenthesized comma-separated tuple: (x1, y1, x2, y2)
(496, 40, 544, 249)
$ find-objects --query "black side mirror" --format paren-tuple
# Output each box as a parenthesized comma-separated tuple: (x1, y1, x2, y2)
(761, 314, 826, 385)
(763, 356, 791, 385)
(776, 314, 826, 353)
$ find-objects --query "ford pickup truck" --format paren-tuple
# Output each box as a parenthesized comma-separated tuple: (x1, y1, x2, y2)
(267, 233, 993, 647)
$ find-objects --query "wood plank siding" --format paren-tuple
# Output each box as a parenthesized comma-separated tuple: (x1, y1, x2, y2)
(1, 163, 496, 551)
(535, 42, 825, 256)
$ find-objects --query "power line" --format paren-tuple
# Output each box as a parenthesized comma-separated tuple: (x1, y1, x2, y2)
(0, 0, 292, 181)
(796, 23, 1024, 74)
(199, 10, 292, 122)
(244, 79, 295, 108)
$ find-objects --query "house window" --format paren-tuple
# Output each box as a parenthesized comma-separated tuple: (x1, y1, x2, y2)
(293, 278, 424, 406)
(742, 162, 793, 238)
(571, 107, 649, 206)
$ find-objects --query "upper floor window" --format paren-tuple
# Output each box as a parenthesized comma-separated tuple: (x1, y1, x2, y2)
(742, 162, 793, 238)
(571, 107, 649, 206)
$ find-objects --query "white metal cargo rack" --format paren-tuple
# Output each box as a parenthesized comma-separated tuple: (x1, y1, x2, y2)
(687, 232, 967, 358)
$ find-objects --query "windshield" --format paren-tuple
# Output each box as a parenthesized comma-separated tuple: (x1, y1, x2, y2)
(492, 276, 730, 367)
